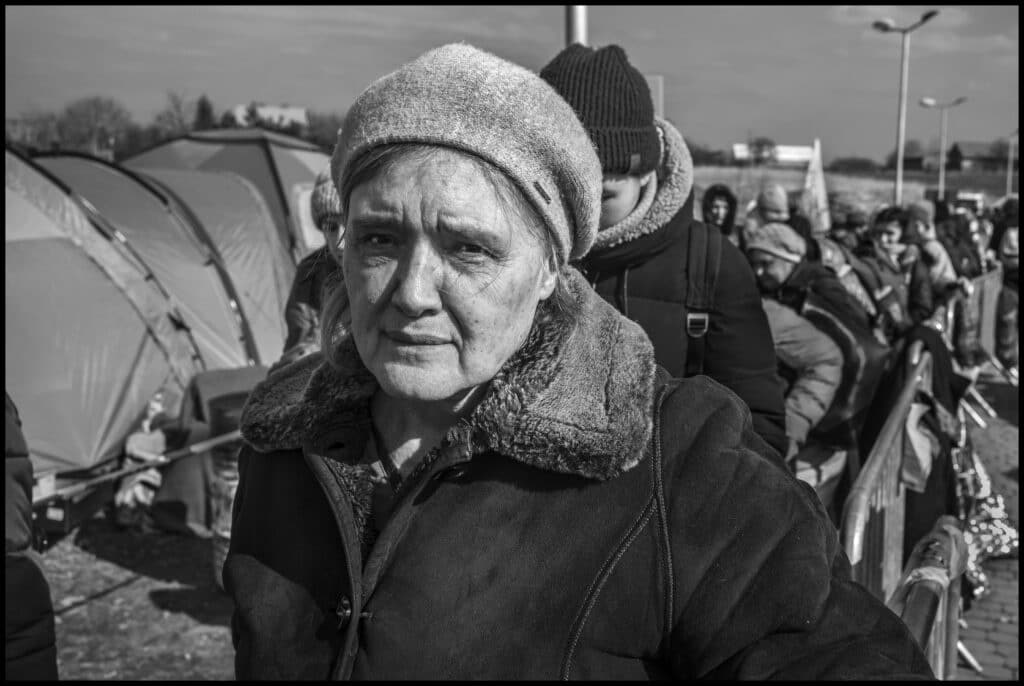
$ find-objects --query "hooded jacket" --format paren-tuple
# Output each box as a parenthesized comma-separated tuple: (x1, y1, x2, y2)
(700, 183, 738, 240)
(577, 120, 787, 457)
(225, 269, 933, 680)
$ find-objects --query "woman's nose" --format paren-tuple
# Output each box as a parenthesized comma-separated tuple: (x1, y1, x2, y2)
(391, 245, 443, 317)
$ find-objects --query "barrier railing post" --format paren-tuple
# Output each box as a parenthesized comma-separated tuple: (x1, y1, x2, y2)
(886, 515, 966, 679)
(841, 347, 931, 600)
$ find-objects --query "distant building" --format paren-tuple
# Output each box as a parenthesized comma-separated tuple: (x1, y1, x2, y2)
(948, 141, 1005, 172)
(231, 103, 309, 129)
(731, 143, 814, 168)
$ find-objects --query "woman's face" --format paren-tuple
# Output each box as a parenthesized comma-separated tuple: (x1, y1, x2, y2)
(709, 197, 730, 227)
(343, 150, 557, 404)
(873, 221, 903, 254)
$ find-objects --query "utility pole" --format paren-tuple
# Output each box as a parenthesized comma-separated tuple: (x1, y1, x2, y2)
(566, 6, 587, 46)
(938, 106, 948, 200)
(1008, 130, 1018, 197)
(894, 29, 911, 205)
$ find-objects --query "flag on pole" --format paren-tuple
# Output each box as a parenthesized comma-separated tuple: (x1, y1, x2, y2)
(801, 138, 831, 235)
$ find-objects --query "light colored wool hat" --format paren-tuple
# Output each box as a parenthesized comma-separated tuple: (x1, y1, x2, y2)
(745, 222, 807, 263)
(310, 164, 342, 233)
(757, 183, 790, 220)
(331, 43, 603, 263)
(906, 200, 935, 226)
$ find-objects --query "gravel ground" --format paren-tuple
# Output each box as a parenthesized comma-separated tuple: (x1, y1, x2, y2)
(41, 516, 233, 680)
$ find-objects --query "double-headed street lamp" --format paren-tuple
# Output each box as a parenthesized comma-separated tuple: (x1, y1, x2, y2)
(919, 96, 967, 201)
(873, 9, 939, 205)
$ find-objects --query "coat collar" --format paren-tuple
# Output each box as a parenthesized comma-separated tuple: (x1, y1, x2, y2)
(240, 268, 657, 481)
(589, 118, 694, 252)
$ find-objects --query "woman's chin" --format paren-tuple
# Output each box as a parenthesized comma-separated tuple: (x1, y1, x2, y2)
(373, 363, 466, 402)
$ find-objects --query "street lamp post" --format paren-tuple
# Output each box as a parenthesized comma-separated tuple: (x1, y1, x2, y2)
(873, 9, 939, 205)
(919, 96, 967, 201)
(1008, 129, 1018, 197)
(566, 5, 588, 46)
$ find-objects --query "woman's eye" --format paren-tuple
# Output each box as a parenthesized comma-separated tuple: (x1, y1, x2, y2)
(455, 243, 488, 257)
(362, 234, 394, 247)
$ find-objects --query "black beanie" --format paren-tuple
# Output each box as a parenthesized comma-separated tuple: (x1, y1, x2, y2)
(541, 43, 661, 176)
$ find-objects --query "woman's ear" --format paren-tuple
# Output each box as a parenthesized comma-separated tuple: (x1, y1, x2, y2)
(537, 248, 559, 301)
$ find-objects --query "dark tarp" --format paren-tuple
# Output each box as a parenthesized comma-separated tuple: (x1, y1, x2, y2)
(5, 149, 201, 476)
(35, 154, 251, 371)
(137, 168, 291, 365)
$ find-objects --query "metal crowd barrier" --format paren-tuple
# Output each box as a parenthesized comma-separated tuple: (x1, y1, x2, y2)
(841, 341, 931, 601)
(886, 515, 967, 680)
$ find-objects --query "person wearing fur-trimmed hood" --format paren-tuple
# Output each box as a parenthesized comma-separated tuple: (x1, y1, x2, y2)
(223, 43, 933, 680)
(540, 43, 787, 459)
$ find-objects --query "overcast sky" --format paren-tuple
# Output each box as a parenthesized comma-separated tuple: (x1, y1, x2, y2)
(5, 5, 1019, 163)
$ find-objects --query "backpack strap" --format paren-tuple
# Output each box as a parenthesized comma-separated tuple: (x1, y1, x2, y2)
(683, 223, 722, 376)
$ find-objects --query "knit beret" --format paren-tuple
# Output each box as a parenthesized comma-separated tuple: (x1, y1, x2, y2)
(540, 44, 661, 176)
(310, 164, 342, 233)
(331, 43, 603, 263)
(745, 222, 807, 263)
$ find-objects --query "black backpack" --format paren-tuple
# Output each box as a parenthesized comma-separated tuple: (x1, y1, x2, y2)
(682, 222, 723, 377)
(800, 287, 892, 444)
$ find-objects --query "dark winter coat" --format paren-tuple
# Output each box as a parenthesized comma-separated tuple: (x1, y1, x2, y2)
(857, 246, 935, 329)
(770, 260, 873, 335)
(225, 269, 933, 680)
(5, 393, 58, 681)
(578, 120, 787, 457)
(281, 246, 343, 353)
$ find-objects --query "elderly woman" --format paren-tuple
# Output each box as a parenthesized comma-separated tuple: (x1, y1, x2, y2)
(224, 44, 932, 680)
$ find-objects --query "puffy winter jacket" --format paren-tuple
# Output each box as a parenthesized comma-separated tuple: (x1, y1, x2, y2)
(761, 299, 844, 446)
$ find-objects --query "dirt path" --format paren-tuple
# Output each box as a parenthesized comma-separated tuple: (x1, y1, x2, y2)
(41, 516, 233, 680)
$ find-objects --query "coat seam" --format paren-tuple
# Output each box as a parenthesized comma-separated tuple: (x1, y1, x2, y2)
(560, 495, 657, 680)
(652, 383, 676, 664)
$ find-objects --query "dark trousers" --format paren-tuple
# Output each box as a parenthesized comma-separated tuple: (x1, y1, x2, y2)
(5, 554, 58, 680)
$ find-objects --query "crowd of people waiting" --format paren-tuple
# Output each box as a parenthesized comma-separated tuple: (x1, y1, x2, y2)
(282, 43, 1020, 529)
(225, 40, 1019, 679)
(705, 180, 1020, 517)
(9, 38, 1016, 681)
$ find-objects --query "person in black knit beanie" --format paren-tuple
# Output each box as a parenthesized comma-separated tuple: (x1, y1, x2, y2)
(541, 43, 788, 459)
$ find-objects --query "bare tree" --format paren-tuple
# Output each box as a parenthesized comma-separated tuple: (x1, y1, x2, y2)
(153, 90, 195, 138)
(7, 109, 61, 151)
(306, 110, 346, 151)
(56, 96, 134, 156)
(750, 136, 777, 166)
(193, 94, 217, 131)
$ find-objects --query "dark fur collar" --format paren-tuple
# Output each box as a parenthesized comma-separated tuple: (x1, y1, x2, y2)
(240, 268, 657, 481)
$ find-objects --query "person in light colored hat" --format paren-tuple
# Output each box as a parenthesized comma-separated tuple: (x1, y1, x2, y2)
(274, 164, 345, 371)
(224, 42, 932, 681)
(744, 222, 868, 510)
